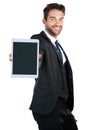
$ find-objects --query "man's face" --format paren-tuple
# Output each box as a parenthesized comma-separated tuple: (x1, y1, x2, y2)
(43, 9, 64, 38)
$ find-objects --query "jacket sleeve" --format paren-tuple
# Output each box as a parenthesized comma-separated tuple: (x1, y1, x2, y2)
(30, 34, 45, 68)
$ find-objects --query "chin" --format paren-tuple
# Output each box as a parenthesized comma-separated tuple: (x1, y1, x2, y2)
(56, 31, 61, 35)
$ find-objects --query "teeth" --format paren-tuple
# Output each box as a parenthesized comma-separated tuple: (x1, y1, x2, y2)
(54, 27, 59, 30)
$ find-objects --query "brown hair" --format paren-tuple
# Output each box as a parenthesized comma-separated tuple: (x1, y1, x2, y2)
(43, 3, 65, 20)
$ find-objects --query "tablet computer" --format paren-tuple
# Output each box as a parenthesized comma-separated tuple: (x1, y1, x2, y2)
(12, 38, 39, 78)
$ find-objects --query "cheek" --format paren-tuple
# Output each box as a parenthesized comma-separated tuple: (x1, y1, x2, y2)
(59, 21, 64, 26)
(45, 22, 52, 28)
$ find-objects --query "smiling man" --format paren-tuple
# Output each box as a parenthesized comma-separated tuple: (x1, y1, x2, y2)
(42, 7, 64, 38)
(30, 3, 78, 130)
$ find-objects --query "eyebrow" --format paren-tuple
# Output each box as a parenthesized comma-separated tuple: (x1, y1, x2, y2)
(49, 16, 64, 19)
(49, 16, 55, 19)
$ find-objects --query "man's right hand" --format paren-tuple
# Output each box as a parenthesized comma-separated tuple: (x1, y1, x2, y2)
(9, 53, 42, 61)
(9, 53, 12, 61)
(38, 54, 42, 59)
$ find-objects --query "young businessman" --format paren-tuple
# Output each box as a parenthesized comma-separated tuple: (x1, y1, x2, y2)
(29, 3, 78, 130)
(9, 3, 78, 130)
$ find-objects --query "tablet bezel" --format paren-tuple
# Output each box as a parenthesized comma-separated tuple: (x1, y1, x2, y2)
(11, 38, 39, 78)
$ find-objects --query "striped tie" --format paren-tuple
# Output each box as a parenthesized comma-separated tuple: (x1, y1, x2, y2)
(55, 40, 63, 63)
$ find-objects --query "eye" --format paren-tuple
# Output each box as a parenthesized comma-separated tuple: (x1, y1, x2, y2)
(51, 18, 55, 20)
(50, 17, 56, 21)
(59, 17, 64, 22)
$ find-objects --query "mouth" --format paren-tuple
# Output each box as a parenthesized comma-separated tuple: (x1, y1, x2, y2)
(53, 25, 62, 31)
(53, 26, 61, 31)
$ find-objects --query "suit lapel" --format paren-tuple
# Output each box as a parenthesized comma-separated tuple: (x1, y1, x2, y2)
(40, 31, 58, 51)
(40, 31, 71, 65)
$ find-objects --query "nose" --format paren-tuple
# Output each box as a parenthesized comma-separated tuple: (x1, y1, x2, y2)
(55, 19, 63, 25)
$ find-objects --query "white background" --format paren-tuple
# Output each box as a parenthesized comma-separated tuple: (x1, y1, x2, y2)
(0, 0, 87, 129)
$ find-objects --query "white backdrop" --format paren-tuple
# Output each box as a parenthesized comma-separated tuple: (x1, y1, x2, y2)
(0, 0, 87, 129)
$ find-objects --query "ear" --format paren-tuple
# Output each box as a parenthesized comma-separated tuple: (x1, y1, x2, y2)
(42, 19, 46, 24)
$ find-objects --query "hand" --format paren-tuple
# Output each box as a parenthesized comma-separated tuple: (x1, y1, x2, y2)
(9, 53, 42, 61)
(9, 53, 12, 61)
(38, 54, 42, 59)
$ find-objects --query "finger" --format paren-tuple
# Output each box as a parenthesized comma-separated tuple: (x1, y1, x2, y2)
(38, 54, 42, 59)
(9, 53, 12, 57)
(9, 57, 12, 61)
(9, 53, 12, 61)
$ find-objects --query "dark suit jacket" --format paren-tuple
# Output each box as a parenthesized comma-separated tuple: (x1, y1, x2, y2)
(30, 31, 74, 115)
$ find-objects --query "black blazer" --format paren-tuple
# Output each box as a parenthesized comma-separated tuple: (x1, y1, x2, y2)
(30, 31, 74, 115)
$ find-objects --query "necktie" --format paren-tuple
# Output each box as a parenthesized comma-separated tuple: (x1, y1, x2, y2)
(55, 40, 63, 63)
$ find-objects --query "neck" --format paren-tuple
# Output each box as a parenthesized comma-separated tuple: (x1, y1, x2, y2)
(44, 29, 58, 40)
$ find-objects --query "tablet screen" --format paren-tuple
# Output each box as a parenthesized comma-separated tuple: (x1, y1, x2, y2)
(12, 39, 39, 78)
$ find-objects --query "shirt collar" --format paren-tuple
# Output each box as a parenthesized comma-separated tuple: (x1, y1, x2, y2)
(44, 30, 57, 46)
(43, 30, 66, 64)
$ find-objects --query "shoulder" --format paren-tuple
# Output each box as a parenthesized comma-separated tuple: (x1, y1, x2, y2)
(30, 31, 47, 53)
(30, 31, 43, 39)
(30, 31, 51, 49)
(30, 31, 49, 41)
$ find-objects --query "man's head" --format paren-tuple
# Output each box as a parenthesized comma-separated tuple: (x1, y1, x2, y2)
(42, 3, 65, 38)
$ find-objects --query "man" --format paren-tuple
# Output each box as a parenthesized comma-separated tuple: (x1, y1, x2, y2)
(29, 3, 78, 130)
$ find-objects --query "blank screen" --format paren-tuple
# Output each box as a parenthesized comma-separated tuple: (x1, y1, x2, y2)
(12, 39, 39, 78)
